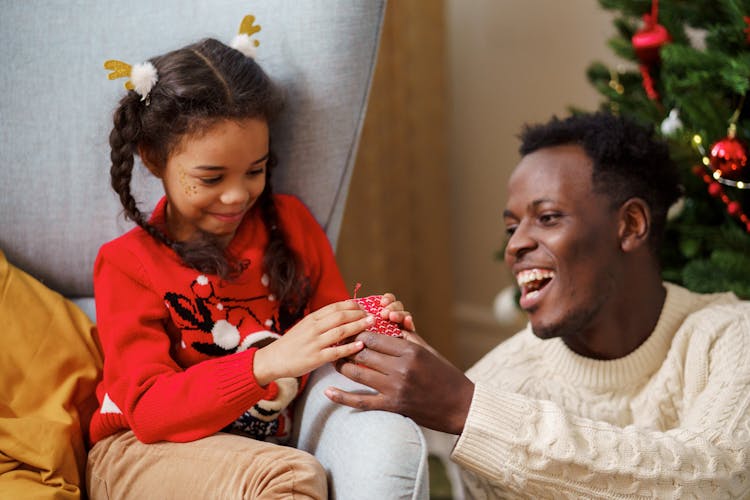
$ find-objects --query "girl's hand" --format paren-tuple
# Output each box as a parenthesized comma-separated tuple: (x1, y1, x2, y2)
(253, 300, 373, 386)
(379, 293, 416, 332)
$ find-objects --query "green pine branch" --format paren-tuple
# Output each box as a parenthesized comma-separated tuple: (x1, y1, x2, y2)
(581, 0, 750, 298)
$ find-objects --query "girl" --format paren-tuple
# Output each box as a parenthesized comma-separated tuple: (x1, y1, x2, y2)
(88, 37, 402, 499)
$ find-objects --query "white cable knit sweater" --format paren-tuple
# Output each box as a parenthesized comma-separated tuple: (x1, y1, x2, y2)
(453, 283, 750, 499)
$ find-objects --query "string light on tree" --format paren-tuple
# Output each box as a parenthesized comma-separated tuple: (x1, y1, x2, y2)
(691, 133, 750, 233)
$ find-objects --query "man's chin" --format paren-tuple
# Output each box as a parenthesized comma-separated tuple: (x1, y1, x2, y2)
(530, 322, 560, 340)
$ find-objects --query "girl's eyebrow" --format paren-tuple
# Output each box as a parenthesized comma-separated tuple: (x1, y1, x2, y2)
(192, 152, 270, 171)
(252, 152, 270, 165)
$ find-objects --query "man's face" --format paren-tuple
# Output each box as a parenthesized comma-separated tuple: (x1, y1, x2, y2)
(502, 144, 623, 341)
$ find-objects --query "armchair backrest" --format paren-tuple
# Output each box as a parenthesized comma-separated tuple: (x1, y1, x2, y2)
(0, 0, 385, 298)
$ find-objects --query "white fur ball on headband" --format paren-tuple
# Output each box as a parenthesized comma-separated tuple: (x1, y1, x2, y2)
(130, 62, 158, 101)
(231, 34, 258, 58)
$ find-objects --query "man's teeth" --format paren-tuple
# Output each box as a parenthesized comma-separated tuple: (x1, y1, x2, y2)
(516, 269, 555, 287)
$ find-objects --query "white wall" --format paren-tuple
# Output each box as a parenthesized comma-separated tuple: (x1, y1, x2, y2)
(444, 0, 619, 367)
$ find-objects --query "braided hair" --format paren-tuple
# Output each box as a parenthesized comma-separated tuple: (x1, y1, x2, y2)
(109, 38, 310, 315)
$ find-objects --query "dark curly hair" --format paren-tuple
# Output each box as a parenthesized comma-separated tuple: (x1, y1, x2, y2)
(109, 37, 310, 315)
(519, 112, 682, 253)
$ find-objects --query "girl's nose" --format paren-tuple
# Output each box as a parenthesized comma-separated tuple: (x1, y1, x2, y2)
(220, 184, 250, 205)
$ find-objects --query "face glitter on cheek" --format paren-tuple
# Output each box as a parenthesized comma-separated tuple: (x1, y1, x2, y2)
(179, 169, 198, 196)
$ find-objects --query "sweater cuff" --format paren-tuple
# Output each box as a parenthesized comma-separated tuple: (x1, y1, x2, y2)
(214, 348, 274, 410)
(451, 382, 532, 475)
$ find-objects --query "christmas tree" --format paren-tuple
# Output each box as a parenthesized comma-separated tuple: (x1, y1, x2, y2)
(585, 0, 750, 298)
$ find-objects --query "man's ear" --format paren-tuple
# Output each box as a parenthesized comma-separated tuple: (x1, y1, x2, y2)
(138, 146, 162, 178)
(618, 198, 650, 252)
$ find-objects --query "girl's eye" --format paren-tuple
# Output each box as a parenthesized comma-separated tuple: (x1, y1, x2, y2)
(200, 176, 223, 185)
(246, 166, 266, 177)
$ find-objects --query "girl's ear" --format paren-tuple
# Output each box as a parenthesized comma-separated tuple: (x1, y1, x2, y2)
(138, 146, 162, 178)
(618, 198, 650, 252)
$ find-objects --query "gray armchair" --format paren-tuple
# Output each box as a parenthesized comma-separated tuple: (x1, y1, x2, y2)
(0, 1, 428, 498)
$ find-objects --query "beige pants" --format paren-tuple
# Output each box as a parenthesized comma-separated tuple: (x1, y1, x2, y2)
(87, 431, 328, 500)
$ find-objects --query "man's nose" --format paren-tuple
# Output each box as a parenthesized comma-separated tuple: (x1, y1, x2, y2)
(505, 222, 536, 261)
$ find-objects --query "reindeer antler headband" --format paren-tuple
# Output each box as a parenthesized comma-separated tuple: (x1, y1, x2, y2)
(104, 13, 262, 102)
(103, 60, 158, 102)
(230, 14, 262, 58)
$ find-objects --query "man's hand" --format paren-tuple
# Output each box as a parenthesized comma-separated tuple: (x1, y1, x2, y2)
(325, 331, 474, 435)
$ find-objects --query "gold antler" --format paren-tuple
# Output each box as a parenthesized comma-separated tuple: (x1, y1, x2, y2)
(238, 14, 261, 47)
(104, 60, 134, 90)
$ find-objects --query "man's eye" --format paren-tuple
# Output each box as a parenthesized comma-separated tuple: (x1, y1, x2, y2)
(539, 213, 561, 225)
(505, 225, 517, 236)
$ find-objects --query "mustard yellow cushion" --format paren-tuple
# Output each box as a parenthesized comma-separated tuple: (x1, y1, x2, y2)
(0, 250, 102, 499)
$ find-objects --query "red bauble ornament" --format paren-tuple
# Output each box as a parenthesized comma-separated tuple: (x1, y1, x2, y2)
(709, 136, 748, 181)
(631, 1, 670, 100)
(632, 16, 670, 66)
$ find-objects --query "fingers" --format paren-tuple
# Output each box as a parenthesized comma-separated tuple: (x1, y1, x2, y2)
(309, 299, 363, 320)
(383, 310, 415, 331)
(324, 387, 387, 411)
(321, 339, 365, 363)
(320, 314, 375, 345)
(304, 305, 369, 334)
(379, 294, 416, 332)
(380, 295, 403, 316)
(332, 356, 393, 396)
(356, 331, 407, 357)
(403, 315, 416, 332)
(380, 293, 396, 307)
(335, 343, 379, 374)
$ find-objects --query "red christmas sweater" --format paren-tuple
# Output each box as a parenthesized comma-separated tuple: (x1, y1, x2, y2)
(90, 194, 348, 444)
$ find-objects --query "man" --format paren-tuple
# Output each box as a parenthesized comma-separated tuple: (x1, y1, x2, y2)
(325, 112, 750, 498)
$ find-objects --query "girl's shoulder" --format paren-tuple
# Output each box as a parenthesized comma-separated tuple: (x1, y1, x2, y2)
(272, 194, 321, 229)
(273, 193, 313, 217)
(98, 224, 163, 259)
(95, 223, 176, 283)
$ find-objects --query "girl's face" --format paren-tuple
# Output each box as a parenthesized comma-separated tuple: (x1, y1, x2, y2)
(158, 118, 269, 247)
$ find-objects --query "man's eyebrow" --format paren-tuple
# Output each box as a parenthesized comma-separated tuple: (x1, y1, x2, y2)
(503, 198, 555, 218)
(530, 198, 554, 207)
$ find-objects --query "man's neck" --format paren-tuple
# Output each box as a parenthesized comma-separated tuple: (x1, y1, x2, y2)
(563, 277, 667, 360)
